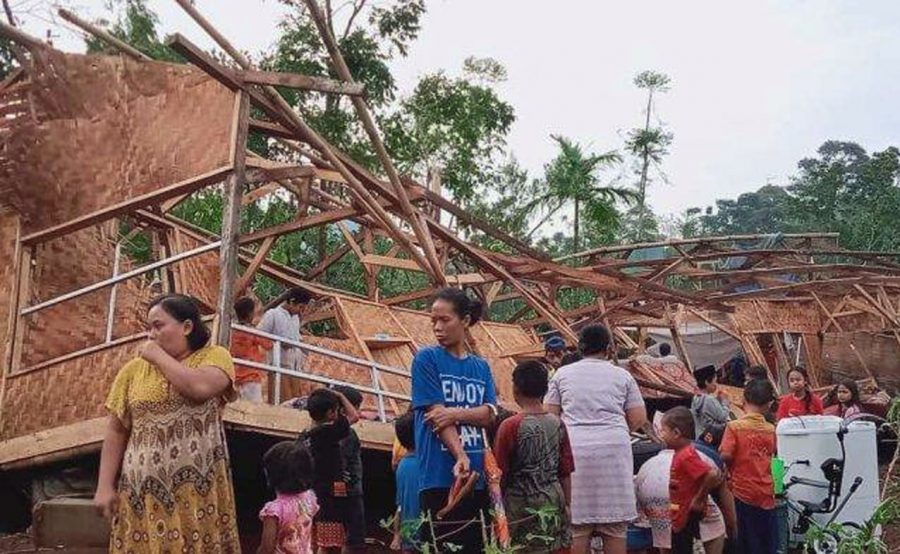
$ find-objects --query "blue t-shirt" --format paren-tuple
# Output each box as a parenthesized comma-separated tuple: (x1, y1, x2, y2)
(395, 454, 420, 548)
(411, 345, 498, 491)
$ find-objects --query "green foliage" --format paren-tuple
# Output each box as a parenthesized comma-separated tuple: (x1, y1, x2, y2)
(527, 135, 634, 252)
(0, 37, 15, 80)
(804, 498, 899, 553)
(384, 65, 515, 203)
(688, 142, 900, 251)
(85, 0, 181, 62)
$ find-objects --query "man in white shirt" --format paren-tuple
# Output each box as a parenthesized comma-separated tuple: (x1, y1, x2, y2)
(656, 342, 680, 364)
(258, 287, 311, 371)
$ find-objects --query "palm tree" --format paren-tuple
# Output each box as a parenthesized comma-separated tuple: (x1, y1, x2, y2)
(526, 135, 636, 252)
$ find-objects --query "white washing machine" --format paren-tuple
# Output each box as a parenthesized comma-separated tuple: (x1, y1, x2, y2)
(776, 416, 880, 545)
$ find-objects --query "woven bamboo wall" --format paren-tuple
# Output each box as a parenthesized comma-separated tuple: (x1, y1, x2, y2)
(19, 225, 149, 367)
(170, 231, 220, 311)
(730, 300, 821, 334)
(0, 49, 234, 234)
(1, 339, 139, 439)
(822, 332, 900, 393)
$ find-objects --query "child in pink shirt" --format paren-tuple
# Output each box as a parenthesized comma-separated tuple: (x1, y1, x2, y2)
(258, 441, 318, 554)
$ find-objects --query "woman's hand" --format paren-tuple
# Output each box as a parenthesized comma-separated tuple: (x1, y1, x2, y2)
(390, 534, 402, 551)
(138, 340, 168, 366)
(93, 485, 118, 520)
(452, 454, 471, 478)
(425, 406, 458, 432)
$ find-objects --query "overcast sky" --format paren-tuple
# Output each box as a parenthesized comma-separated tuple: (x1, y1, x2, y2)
(16, 0, 900, 217)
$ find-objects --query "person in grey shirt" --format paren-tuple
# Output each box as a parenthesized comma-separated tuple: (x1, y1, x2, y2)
(258, 287, 311, 371)
(691, 364, 731, 441)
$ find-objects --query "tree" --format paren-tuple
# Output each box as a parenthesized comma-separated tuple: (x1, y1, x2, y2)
(383, 57, 515, 204)
(625, 70, 672, 241)
(788, 141, 900, 251)
(689, 185, 792, 237)
(265, 0, 426, 169)
(84, 0, 181, 62)
(528, 135, 635, 253)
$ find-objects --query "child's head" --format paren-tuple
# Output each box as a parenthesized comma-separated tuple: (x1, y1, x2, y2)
(512, 360, 548, 403)
(660, 406, 695, 449)
(745, 365, 769, 384)
(560, 350, 582, 366)
(307, 388, 340, 423)
(234, 296, 257, 324)
(787, 367, 811, 394)
(743, 378, 776, 412)
(836, 379, 860, 407)
(263, 440, 314, 494)
(394, 411, 415, 452)
(693, 365, 718, 393)
(332, 384, 363, 409)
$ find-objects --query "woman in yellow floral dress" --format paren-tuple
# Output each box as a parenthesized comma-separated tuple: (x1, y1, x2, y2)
(93, 294, 240, 553)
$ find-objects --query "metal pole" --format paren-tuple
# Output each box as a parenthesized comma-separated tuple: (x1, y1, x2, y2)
(105, 242, 122, 343)
(21, 241, 221, 315)
(272, 338, 282, 405)
(371, 364, 386, 422)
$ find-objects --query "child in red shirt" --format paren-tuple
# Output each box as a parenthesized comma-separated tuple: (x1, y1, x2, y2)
(720, 379, 778, 554)
(776, 367, 823, 421)
(660, 406, 723, 554)
(231, 296, 271, 402)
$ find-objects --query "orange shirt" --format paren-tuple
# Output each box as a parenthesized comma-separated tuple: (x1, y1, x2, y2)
(669, 444, 713, 532)
(230, 329, 271, 385)
(719, 412, 776, 509)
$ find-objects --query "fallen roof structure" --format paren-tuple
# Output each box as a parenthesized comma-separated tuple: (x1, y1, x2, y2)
(1, 4, 899, 472)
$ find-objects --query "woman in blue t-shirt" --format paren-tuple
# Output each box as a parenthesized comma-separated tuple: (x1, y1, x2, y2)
(411, 288, 498, 553)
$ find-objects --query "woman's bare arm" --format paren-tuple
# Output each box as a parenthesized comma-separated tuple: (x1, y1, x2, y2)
(625, 405, 649, 432)
(93, 415, 129, 518)
(257, 516, 278, 554)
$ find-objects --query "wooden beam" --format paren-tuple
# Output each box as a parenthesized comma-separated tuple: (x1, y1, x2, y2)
(383, 287, 436, 306)
(242, 183, 280, 205)
(360, 254, 422, 272)
(245, 164, 317, 183)
(216, 90, 251, 345)
(58, 8, 152, 61)
(21, 166, 233, 246)
(301, 0, 446, 285)
(853, 284, 900, 327)
(235, 236, 276, 296)
(166, 23, 439, 283)
(239, 206, 361, 245)
(238, 69, 364, 96)
(307, 242, 354, 281)
(249, 118, 294, 139)
(338, 222, 366, 261)
(0, 19, 45, 50)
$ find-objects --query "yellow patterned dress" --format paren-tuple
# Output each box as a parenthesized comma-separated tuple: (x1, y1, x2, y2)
(105, 345, 240, 553)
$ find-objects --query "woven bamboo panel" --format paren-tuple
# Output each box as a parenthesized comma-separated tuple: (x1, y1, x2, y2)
(467, 325, 516, 401)
(389, 308, 434, 346)
(340, 299, 397, 338)
(730, 300, 821, 334)
(19, 225, 149, 366)
(171, 232, 219, 311)
(0, 50, 233, 234)
(822, 332, 900, 394)
(1, 340, 138, 440)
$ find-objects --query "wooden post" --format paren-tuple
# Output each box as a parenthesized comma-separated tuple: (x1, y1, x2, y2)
(215, 91, 250, 345)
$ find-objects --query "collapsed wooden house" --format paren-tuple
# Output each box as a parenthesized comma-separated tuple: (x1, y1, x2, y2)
(1, 0, 899, 511)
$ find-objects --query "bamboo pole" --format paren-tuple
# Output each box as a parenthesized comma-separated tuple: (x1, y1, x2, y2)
(58, 9, 151, 61)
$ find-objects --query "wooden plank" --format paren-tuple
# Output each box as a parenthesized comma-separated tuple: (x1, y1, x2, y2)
(238, 69, 365, 96)
(446, 273, 487, 285)
(9, 245, 32, 373)
(215, 91, 250, 345)
(685, 308, 741, 341)
(306, 242, 354, 281)
(21, 166, 233, 245)
(0, 220, 22, 426)
(360, 254, 423, 272)
(245, 164, 317, 183)
(249, 118, 294, 139)
(235, 236, 276, 296)
(242, 183, 280, 206)
(338, 222, 366, 261)
(382, 287, 435, 306)
(239, 206, 361, 245)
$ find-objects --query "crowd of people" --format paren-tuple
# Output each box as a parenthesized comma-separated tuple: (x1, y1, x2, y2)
(91, 288, 869, 554)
